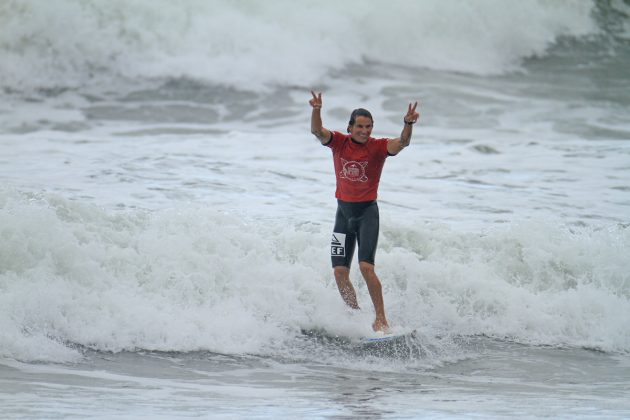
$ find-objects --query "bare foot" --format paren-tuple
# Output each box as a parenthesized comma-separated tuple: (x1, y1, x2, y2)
(372, 318, 390, 333)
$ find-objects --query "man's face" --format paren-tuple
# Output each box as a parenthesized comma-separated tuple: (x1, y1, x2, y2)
(348, 116, 373, 143)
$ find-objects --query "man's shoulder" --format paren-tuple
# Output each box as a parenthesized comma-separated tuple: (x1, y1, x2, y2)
(333, 131, 350, 140)
(325, 131, 350, 147)
(368, 136, 392, 152)
(369, 136, 391, 143)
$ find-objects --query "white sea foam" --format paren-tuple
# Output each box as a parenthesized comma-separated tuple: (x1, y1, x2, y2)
(0, 0, 597, 91)
(1, 189, 628, 363)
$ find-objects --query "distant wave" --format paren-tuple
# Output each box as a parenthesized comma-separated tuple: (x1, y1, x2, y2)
(0, 0, 600, 92)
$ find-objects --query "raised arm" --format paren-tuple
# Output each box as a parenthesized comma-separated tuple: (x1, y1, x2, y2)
(310, 91, 332, 145)
(387, 101, 420, 155)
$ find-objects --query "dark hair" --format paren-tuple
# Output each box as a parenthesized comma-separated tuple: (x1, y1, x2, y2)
(348, 108, 373, 126)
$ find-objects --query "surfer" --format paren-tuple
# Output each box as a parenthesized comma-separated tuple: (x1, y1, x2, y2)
(309, 91, 419, 332)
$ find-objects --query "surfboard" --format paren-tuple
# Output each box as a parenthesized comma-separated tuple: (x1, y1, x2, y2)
(301, 328, 424, 358)
(301, 328, 416, 346)
(359, 330, 416, 345)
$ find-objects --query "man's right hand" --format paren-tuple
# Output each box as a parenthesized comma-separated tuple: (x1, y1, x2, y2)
(310, 91, 323, 109)
(310, 91, 331, 144)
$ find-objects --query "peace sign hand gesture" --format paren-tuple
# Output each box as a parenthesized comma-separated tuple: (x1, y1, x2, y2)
(310, 91, 323, 109)
(403, 101, 420, 124)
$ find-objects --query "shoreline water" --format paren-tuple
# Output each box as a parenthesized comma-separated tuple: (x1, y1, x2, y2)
(2, 339, 629, 419)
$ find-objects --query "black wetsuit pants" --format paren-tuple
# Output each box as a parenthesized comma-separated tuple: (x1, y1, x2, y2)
(331, 199, 379, 267)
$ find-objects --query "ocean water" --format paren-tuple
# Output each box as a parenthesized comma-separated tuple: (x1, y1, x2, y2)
(1, 0, 630, 418)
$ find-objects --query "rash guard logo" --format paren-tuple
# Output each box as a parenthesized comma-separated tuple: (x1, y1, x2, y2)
(331, 232, 346, 256)
(340, 159, 368, 182)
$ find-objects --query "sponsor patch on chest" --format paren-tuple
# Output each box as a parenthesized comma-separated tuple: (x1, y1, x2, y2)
(340, 159, 368, 182)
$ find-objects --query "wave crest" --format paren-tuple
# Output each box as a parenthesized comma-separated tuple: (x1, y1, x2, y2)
(1, 189, 629, 362)
(0, 0, 597, 92)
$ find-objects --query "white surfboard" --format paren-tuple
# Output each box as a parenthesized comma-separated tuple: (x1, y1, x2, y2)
(359, 330, 416, 345)
(301, 327, 417, 347)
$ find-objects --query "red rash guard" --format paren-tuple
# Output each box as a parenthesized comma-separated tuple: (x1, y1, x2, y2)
(325, 131, 391, 202)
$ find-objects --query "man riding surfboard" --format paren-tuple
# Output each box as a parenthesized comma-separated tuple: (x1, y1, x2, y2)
(309, 91, 419, 332)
